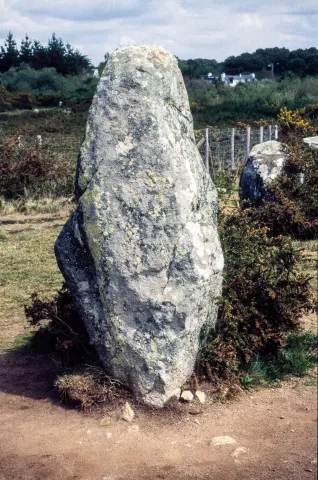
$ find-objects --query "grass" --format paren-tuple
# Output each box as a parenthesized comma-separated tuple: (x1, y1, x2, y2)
(0, 107, 57, 116)
(55, 366, 123, 409)
(0, 223, 63, 350)
(240, 332, 318, 389)
(0, 196, 74, 215)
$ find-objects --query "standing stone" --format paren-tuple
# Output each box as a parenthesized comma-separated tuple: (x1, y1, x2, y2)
(55, 45, 223, 407)
(240, 141, 286, 206)
(303, 136, 318, 149)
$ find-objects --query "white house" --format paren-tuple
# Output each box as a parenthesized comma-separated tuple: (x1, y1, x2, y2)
(205, 72, 256, 86)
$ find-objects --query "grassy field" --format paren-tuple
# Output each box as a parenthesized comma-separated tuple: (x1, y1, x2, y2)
(0, 214, 67, 350)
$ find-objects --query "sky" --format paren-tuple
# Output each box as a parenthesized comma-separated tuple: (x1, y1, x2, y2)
(0, 0, 317, 66)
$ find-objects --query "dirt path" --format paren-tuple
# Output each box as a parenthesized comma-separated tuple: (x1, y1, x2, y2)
(0, 354, 316, 480)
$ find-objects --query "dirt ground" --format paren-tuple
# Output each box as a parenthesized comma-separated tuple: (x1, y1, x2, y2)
(0, 213, 317, 480)
(0, 351, 317, 480)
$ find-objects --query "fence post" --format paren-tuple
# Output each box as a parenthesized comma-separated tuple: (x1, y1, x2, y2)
(274, 125, 278, 140)
(246, 126, 251, 159)
(260, 126, 264, 144)
(231, 128, 235, 170)
(268, 125, 272, 140)
(205, 128, 209, 173)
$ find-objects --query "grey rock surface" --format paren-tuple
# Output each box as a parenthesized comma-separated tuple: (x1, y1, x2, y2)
(240, 141, 286, 206)
(303, 136, 318, 149)
(55, 45, 223, 407)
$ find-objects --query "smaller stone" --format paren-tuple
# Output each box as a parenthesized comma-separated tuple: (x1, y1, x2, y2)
(211, 436, 237, 446)
(171, 388, 181, 399)
(232, 447, 248, 458)
(100, 416, 111, 427)
(106, 432, 113, 439)
(194, 419, 200, 425)
(180, 390, 194, 402)
(195, 391, 206, 404)
(280, 416, 285, 419)
(122, 402, 135, 422)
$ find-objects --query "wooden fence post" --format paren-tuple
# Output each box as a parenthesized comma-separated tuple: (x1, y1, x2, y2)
(205, 128, 209, 173)
(260, 126, 264, 144)
(268, 125, 272, 140)
(231, 128, 235, 170)
(246, 126, 251, 159)
(274, 125, 278, 140)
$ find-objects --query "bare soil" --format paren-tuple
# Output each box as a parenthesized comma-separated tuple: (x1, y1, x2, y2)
(0, 352, 317, 480)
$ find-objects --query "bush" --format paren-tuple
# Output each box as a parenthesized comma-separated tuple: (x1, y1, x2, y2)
(250, 110, 318, 239)
(0, 66, 96, 108)
(0, 85, 35, 111)
(198, 209, 314, 383)
(0, 138, 76, 199)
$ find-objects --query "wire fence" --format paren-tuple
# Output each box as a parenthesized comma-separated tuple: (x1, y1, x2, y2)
(3, 125, 278, 178)
(196, 125, 278, 177)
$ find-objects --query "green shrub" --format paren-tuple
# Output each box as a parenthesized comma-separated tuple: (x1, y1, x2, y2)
(198, 209, 314, 383)
(250, 113, 318, 239)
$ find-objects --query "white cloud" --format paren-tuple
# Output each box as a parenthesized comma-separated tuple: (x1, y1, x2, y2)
(0, 0, 317, 66)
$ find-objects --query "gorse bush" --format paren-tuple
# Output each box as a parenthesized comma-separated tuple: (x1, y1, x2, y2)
(198, 209, 314, 383)
(0, 138, 76, 199)
(250, 109, 318, 239)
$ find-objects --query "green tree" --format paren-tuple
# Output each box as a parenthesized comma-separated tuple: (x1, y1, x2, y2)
(20, 34, 33, 65)
(0, 32, 19, 72)
(31, 40, 49, 70)
(47, 33, 66, 73)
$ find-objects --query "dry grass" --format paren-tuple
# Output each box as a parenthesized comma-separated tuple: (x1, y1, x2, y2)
(0, 196, 74, 215)
(55, 366, 123, 409)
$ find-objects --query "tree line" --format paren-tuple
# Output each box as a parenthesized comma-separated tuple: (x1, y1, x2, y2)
(178, 47, 318, 79)
(0, 32, 93, 76)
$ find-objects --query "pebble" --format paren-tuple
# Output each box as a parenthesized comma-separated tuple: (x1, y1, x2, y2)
(122, 402, 135, 422)
(232, 447, 248, 458)
(181, 390, 194, 402)
(106, 432, 113, 439)
(195, 391, 206, 404)
(100, 416, 111, 427)
(210, 436, 237, 446)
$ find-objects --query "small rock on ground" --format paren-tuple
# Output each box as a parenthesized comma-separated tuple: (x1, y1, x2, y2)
(195, 391, 206, 404)
(181, 390, 194, 402)
(232, 446, 248, 458)
(122, 402, 135, 422)
(211, 436, 237, 446)
(100, 416, 111, 427)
